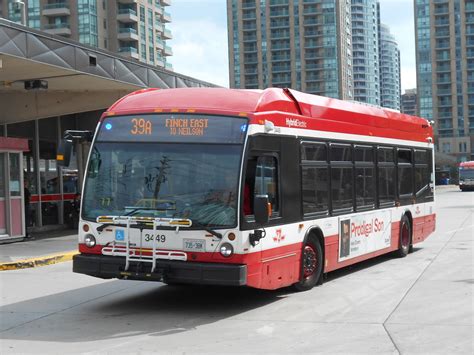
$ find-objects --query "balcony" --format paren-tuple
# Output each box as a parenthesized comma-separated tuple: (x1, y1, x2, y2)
(118, 0, 138, 4)
(43, 2, 70, 16)
(161, 0, 171, 6)
(155, 4, 163, 15)
(163, 28, 172, 39)
(164, 45, 173, 56)
(162, 10, 171, 23)
(156, 53, 165, 65)
(242, 1, 255, 9)
(272, 65, 291, 73)
(43, 23, 71, 36)
(156, 38, 164, 50)
(271, 43, 290, 50)
(271, 33, 290, 40)
(436, 64, 451, 72)
(243, 13, 257, 20)
(165, 62, 173, 71)
(119, 46, 139, 59)
(269, 0, 288, 5)
(155, 22, 164, 33)
(117, 8, 138, 23)
(270, 20, 290, 29)
(118, 27, 139, 41)
(272, 54, 291, 62)
(243, 34, 257, 42)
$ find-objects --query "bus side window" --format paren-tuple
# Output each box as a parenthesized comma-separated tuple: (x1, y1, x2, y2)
(377, 147, 396, 206)
(414, 149, 433, 201)
(245, 156, 279, 218)
(397, 148, 413, 197)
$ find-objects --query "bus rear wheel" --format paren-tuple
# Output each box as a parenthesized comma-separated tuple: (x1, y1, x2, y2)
(397, 215, 411, 258)
(293, 238, 323, 292)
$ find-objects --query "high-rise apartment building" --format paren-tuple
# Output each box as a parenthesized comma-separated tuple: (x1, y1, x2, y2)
(0, 0, 172, 70)
(401, 89, 417, 116)
(379, 23, 400, 110)
(351, 0, 379, 105)
(414, 0, 473, 161)
(228, 0, 354, 100)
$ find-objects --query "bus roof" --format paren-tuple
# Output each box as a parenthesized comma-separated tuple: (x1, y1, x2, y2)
(460, 161, 474, 168)
(107, 87, 433, 143)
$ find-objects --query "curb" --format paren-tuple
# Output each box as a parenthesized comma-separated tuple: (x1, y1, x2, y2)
(0, 251, 79, 271)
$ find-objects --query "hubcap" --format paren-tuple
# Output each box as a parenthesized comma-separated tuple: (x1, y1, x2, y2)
(303, 245, 317, 279)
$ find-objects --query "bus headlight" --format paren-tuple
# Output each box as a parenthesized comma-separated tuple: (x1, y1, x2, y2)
(84, 234, 96, 248)
(219, 243, 234, 257)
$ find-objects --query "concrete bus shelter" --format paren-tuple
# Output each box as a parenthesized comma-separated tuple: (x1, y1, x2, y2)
(0, 19, 216, 240)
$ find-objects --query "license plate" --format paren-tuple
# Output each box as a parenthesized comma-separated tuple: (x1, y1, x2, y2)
(183, 239, 205, 252)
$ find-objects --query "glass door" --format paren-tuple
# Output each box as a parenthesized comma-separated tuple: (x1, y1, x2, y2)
(0, 153, 6, 235)
(8, 153, 24, 237)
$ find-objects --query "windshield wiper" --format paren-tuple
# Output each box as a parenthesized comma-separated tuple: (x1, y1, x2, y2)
(191, 220, 223, 239)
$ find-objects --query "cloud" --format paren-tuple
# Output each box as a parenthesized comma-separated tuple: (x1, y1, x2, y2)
(169, 18, 229, 87)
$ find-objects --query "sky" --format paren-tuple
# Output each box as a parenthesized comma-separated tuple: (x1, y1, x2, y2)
(169, 0, 416, 93)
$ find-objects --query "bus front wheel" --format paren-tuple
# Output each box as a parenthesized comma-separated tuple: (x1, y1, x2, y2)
(293, 237, 323, 292)
(397, 215, 411, 258)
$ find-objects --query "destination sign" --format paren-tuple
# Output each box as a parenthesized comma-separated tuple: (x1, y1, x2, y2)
(97, 114, 248, 144)
(165, 118, 209, 137)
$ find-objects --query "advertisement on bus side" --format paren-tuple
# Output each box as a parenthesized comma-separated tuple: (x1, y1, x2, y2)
(338, 210, 392, 262)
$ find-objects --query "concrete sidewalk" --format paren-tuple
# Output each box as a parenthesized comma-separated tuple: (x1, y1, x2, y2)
(0, 231, 78, 271)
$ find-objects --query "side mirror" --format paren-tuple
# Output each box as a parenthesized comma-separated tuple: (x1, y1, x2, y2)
(254, 194, 270, 225)
(57, 139, 73, 167)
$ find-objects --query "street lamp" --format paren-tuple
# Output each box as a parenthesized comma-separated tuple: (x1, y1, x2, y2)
(12, 0, 26, 26)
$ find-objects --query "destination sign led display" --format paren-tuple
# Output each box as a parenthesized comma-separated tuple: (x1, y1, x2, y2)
(97, 114, 248, 144)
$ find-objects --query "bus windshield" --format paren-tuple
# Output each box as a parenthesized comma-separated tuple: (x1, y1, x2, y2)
(82, 114, 247, 227)
(460, 168, 474, 180)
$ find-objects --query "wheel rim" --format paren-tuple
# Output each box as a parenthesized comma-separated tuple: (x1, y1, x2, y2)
(401, 222, 409, 248)
(303, 245, 318, 279)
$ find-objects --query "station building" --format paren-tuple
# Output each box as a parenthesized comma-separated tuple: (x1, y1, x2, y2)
(0, 20, 215, 242)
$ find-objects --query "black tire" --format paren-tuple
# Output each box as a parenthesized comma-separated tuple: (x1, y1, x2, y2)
(397, 215, 411, 258)
(293, 237, 323, 292)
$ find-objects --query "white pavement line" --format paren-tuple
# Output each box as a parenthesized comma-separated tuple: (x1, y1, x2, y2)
(444, 224, 474, 235)
(381, 211, 473, 348)
(382, 323, 401, 355)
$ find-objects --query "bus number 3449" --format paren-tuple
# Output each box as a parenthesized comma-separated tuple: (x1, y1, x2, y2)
(144, 234, 166, 243)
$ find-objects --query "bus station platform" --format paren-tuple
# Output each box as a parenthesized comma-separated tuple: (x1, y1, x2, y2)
(0, 230, 78, 271)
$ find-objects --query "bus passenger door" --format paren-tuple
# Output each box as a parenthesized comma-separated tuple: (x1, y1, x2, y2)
(242, 152, 296, 289)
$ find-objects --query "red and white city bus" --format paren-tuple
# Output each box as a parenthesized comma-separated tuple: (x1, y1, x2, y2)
(67, 88, 436, 291)
(459, 161, 474, 191)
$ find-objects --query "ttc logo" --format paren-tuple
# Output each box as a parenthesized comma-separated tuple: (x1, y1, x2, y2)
(273, 229, 286, 243)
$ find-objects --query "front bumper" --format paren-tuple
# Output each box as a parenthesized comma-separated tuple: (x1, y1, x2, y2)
(460, 181, 474, 190)
(73, 254, 247, 286)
